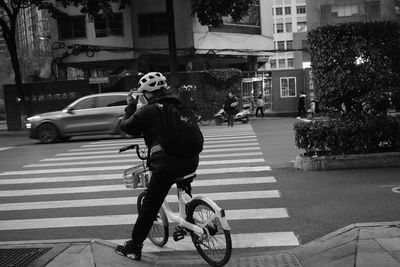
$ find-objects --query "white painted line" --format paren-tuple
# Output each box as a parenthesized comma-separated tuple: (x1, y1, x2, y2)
(40, 152, 263, 162)
(0, 177, 276, 197)
(0, 190, 279, 210)
(0, 147, 12, 152)
(0, 232, 299, 249)
(0, 208, 285, 230)
(0, 165, 271, 176)
(81, 138, 257, 148)
(0, 174, 275, 185)
(24, 158, 264, 168)
(120, 232, 300, 252)
(197, 166, 271, 174)
(68, 142, 259, 152)
(55, 146, 261, 156)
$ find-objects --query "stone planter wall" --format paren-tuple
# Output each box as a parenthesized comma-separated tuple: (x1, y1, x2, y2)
(294, 152, 400, 171)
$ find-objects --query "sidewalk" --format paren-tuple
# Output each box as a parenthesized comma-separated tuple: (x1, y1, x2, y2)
(1, 222, 399, 266)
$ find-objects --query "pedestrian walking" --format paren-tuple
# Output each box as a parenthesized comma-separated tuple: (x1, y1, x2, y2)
(224, 92, 238, 127)
(298, 91, 306, 118)
(256, 95, 264, 118)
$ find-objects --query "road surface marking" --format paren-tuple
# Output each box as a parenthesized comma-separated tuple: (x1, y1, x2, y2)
(40, 151, 263, 162)
(117, 232, 300, 251)
(24, 158, 264, 168)
(55, 146, 260, 156)
(0, 190, 279, 210)
(0, 208, 286, 230)
(0, 175, 275, 185)
(68, 142, 260, 152)
(0, 147, 12, 151)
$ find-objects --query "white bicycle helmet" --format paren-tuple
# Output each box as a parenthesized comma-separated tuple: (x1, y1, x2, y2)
(137, 72, 167, 93)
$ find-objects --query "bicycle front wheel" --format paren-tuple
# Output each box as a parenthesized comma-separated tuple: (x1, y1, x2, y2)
(137, 191, 169, 247)
(186, 199, 232, 267)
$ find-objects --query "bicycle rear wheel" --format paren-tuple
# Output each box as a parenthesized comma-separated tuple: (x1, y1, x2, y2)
(186, 199, 232, 267)
(137, 191, 169, 247)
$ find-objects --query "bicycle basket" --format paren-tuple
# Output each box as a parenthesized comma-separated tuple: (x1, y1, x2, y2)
(122, 165, 150, 189)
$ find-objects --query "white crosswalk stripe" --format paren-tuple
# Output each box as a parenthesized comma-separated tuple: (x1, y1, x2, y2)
(0, 124, 299, 250)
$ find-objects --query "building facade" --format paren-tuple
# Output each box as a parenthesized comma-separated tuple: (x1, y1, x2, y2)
(48, 0, 274, 80)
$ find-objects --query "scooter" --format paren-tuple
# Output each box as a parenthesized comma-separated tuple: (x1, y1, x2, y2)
(214, 104, 251, 126)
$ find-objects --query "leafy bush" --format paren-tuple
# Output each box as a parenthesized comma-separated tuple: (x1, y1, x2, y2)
(308, 21, 400, 117)
(294, 116, 400, 156)
(203, 68, 242, 109)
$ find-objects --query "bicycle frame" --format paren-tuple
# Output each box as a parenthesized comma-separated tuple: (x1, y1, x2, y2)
(161, 187, 231, 236)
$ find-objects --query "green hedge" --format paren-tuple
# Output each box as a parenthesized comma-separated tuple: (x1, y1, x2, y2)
(294, 116, 400, 156)
(203, 68, 243, 109)
(308, 21, 400, 117)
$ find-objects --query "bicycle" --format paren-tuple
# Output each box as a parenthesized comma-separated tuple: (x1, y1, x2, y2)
(119, 144, 232, 267)
(196, 105, 216, 126)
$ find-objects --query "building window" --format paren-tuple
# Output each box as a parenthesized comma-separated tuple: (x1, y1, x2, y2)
(277, 41, 285, 50)
(287, 58, 294, 68)
(286, 40, 293, 50)
(296, 6, 306, 14)
(94, 13, 123, 37)
(278, 59, 286, 68)
(297, 22, 307, 32)
(331, 4, 364, 17)
(273, 24, 275, 33)
(276, 23, 284, 33)
(280, 77, 296, 97)
(58, 15, 86, 39)
(276, 7, 283, 15)
(285, 6, 291, 15)
(270, 60, 276, 69)
(138, 13, 168, 36)
(285, 22, 292, 32)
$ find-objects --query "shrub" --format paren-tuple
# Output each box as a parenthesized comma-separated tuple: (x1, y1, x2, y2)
(203, 68, 243, 109)
(294, 116, 400, 156)
(308, 21, 400, 117)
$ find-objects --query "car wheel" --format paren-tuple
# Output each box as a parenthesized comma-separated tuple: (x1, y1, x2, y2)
(38, 123, 59, 143)
(59, 136, 71, 142)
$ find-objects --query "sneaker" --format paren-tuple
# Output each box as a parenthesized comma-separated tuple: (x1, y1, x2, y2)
(115, 240, 143, 261)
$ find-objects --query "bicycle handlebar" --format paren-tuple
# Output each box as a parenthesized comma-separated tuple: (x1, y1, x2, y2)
(118, 144, 147, 160)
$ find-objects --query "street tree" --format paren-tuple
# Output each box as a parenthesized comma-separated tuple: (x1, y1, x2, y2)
(0, 0, 253, 117)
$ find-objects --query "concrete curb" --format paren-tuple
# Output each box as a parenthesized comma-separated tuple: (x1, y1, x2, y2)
(293, 152, 400, 171)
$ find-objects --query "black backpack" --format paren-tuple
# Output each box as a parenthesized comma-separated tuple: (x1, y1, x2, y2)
(155, 102, 204, 159)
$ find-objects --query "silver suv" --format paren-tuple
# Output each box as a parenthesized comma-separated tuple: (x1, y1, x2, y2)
(26, 92, 146, 143)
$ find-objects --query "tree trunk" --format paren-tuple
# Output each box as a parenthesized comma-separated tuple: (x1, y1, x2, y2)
(165, 0, 178, 94)
(4, 14, 29, 129)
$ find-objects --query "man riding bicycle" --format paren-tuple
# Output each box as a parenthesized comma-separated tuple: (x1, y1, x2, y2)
(116, 72, 199, 260)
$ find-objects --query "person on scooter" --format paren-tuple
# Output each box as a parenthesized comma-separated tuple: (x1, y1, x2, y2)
(116, 72, 199, 261)
(224, 91, 239, 127)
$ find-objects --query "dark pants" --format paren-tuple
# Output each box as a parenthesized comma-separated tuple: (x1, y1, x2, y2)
(227, 113, 235, 127)
(131, 171, 176, 245)
(256, 107, 264, 117)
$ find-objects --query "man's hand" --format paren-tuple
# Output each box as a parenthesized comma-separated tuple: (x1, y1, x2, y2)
(127, 91, 139, 105)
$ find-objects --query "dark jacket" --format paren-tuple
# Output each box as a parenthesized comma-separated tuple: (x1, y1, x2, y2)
(224, 96, 238, 115)
(120, 94, 199, 175)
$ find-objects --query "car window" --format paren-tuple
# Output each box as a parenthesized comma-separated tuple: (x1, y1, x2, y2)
(95, 95, 127, 108)
(72, 97, 95, 110)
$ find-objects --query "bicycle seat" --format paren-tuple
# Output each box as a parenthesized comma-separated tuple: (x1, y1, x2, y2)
(176, 172, 196, 189)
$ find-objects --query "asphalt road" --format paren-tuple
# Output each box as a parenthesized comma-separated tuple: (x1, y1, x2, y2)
(0, 118, 399, 248)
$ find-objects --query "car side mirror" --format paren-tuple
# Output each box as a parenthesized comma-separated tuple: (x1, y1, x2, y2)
(66, 107, 75, 114)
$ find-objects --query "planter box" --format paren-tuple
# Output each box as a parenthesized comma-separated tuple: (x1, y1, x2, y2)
(294, 152, 400, 171)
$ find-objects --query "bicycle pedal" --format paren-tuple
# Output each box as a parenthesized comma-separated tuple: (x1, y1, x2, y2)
(173, 227, 187, 241)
